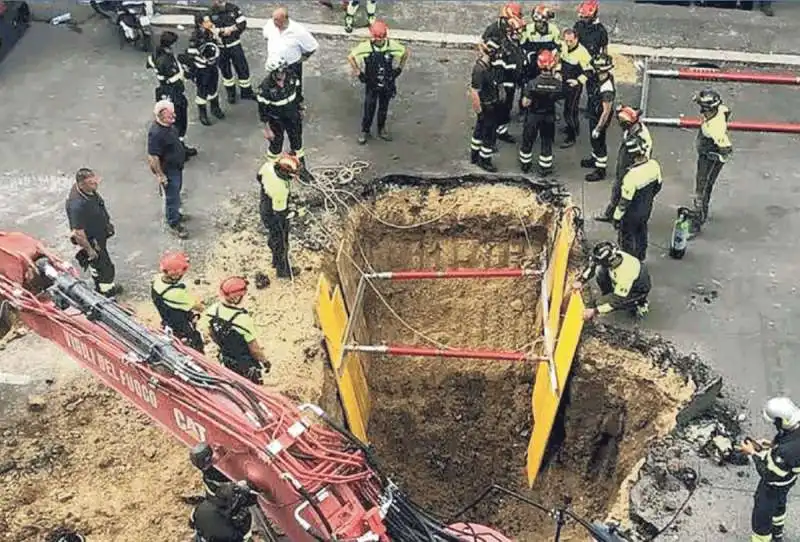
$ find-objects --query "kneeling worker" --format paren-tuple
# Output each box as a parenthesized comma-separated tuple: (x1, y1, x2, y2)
(204, 276, 271, 384)
(257, 153, 302, 279)
(347, 20, 409, 145)
(190, 480, 258, 542)
(612, 145, 662, 261)
(576, 241, 651, 321)
(151, 251, 205, 352)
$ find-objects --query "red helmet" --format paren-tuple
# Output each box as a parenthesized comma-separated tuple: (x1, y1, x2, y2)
(501, 2, 523, 20)
(505, 16, 526, 37)
(616, 105, 640, 126)
(219, 276, 248, 301)
(537, 50, 557, 70)
(275, 153, 302, 177)
(532, 4, 553, 22)
(577, 0, 599, 18)
(160, 251, 190, 276)
(369, 20, 388, 39)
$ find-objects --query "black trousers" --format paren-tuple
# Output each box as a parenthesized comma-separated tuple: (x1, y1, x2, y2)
(362, 87, 393, 133)
(155, 86, 188, 138)
(519, 113, 555, 171)
(618, 218, 649, 261)
(752, 479, 792, 539)
(288, 61, 304, 103)
(87, 239, 116, 293)
(496, 84, 516, 136)
(588, 117, 609, 170)
(219, 44, 251, 89)
(694, 154, 725, 225)
(596, 268, 649, 310)
(259, 197, 291, 274)
(267, 112, 304, 160)
(194, 66, 219, 104)
(220, 354, 263, 384)
(471, 105, 499, 160)
(563, 84, 583, 140)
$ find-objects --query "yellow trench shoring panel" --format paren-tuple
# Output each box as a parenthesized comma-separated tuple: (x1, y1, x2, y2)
(315, 274, 370, 443)
(526, 209, 584, 486)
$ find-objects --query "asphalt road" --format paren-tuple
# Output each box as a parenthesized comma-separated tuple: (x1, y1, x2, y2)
(3, 7, 800, 539)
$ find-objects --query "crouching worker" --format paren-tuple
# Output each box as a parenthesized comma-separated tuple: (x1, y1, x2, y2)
(190, 480, 258, 542)
(574, 241, 651, 321)
(190, 442, 232, 499)
(204, 276, 271, 384)
(257, 153, 302, 279)
(152, 251, 205, 352)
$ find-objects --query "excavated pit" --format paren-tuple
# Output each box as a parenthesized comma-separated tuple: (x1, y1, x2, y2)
(335, 181, 697, 541)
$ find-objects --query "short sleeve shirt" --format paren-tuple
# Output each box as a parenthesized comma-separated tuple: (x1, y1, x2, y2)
(263, 19, 318, 65)
(65, 184, 110, 242)
(147, 121, 185, 172)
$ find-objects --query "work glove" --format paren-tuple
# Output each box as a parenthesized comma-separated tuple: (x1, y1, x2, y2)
(591, 128, 601, 139)
(392, 67, 402, 78)
(106, 223, 115, 238)
(612, 219, 620, 230)
(358, 72, 366, 83)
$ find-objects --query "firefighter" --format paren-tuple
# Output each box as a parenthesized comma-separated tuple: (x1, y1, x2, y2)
(187, 13, 226, 127)
(190, 442, 232, 498)
(740, 397, 800, 542)
(581, 53, 615, 182)
(612, 146, 663, 261)
(469, 39, 506, 173)
(347, 20, 409, 145)
(204, 277, 271, 384)
(558, 28, 592, 148)
(208, 0, 254, 104)
(519, 4, 560, 92)
(258, 56, 305, 164)
(596, 105, 653, 223)
(576, 241, 651, 321)
(151, 251, 205, 353)
(257, 153, 302, 278)
(573, 0, 608, 99)
(344, 0, 377, 34)
(147, 31, 197, 157)
(692, 88, 732, 234)
(482, 3, 526, 145)
(190, 481, 258, 542)
(519, 50, 561, 175)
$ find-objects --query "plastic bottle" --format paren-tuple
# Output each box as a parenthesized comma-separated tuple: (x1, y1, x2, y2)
(669, 207, 691, 260)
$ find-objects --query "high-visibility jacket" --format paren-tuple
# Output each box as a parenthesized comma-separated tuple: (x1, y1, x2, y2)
(596, 252, 651, 314)
(256, 162, 291, 213)
(696, 105, 732, 160)
(614, 159, 662, 223)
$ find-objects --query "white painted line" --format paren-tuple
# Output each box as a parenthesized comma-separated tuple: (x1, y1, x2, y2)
(151, 13, 800, 67)
(0, 372, 33, 386)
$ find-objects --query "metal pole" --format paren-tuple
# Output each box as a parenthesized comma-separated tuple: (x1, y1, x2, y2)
(362, 268, 540, 281)
(639, 58, 650, 117)
(643, 117, 800, 134)
(647, 67, 800, 86)
(343, 344, 547, 362)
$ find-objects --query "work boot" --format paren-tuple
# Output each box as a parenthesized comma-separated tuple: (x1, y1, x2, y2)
(580, 157, 595, 168)
(585, 168, 606, 182)
(477, 157, 498, 173)
(498, 132, 516, 144)
(240, 87, 256, 101)
(520, 162, 532, 173)
(357, 131, 369, 144)
(198, 105, 212, 126)
(225, 86, 237, 104)
(210, 97, 226, 119)
(182, 142, 198, 159)
(178, 212, 191, 223)
(470, 150, 480, 164)
(169, 223, 189, 239)
(378, 128, 392, 141)
(539, 166, 553, 177)
(760, 1, 774, 16)
(560, 137, 575, 149)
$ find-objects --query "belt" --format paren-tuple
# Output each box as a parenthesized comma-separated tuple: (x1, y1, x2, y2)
(257, 93, 297, 106)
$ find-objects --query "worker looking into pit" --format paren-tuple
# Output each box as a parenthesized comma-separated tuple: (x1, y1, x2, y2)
(558, 28, 592, 149)
(190, 442, 232, 498)
(740, 397, 800, 542)
(190, 479, 258, 542)
(151, 251, 205, 353)
(581, 52, 615, 182)
(575, 241, 651, 321)
(204, 276, 270, 384)
(257, 153, 302, 279)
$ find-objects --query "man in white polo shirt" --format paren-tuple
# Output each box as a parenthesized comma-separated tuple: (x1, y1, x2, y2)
(263, 6, 319, 105)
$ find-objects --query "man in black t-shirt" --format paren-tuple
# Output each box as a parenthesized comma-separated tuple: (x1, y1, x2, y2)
(65, 168, 122, 297)
(147, 100, 189, 239)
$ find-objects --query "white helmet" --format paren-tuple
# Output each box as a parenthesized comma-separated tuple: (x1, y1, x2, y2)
(763, 397, 800, 430)
(264, 56, 287, 73)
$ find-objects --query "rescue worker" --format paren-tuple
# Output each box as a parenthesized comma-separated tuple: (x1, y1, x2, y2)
(344, 0, 377, 34)
(65, 168, 122, 298)
(204, 277, 271, 384)
(612, 146, 663, 261)
(257, 56, 305, 164)
(576, 241, 651, 321)
(740, 397, 800, 542)
(208, 0, 254, 104)
(482, 3, 526, 144)
(151, 251, 205, 353)
(187, 13, 226, 127)
(469, 39, 506, 172)
(519, 4, 560, 92)
(519, 50, 561, 175)
(190, 442, 232, 498)
(190, 480, 257, 542)
(147, 31, 197, 157)
(347, 20, 409, 145)
(581, 53, 615, 182)
(558, 28, 592, 148)
(257, 153, 302, 278)
(692, 88, 732, 234)
(573, 0, 608, 58)
(596, 105, 653, 223)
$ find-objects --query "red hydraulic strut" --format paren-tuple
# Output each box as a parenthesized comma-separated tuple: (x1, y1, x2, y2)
(343, 344, 547, 362)
(363, 267, 540, 281)
(647, 67, 800, 86)
(643, 117, 800, 134)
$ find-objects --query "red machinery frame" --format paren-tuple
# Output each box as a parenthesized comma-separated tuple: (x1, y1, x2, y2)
(639, 61, 800, 133)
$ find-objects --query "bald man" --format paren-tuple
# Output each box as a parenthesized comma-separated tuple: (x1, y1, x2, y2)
(263, 6, 318, 105)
